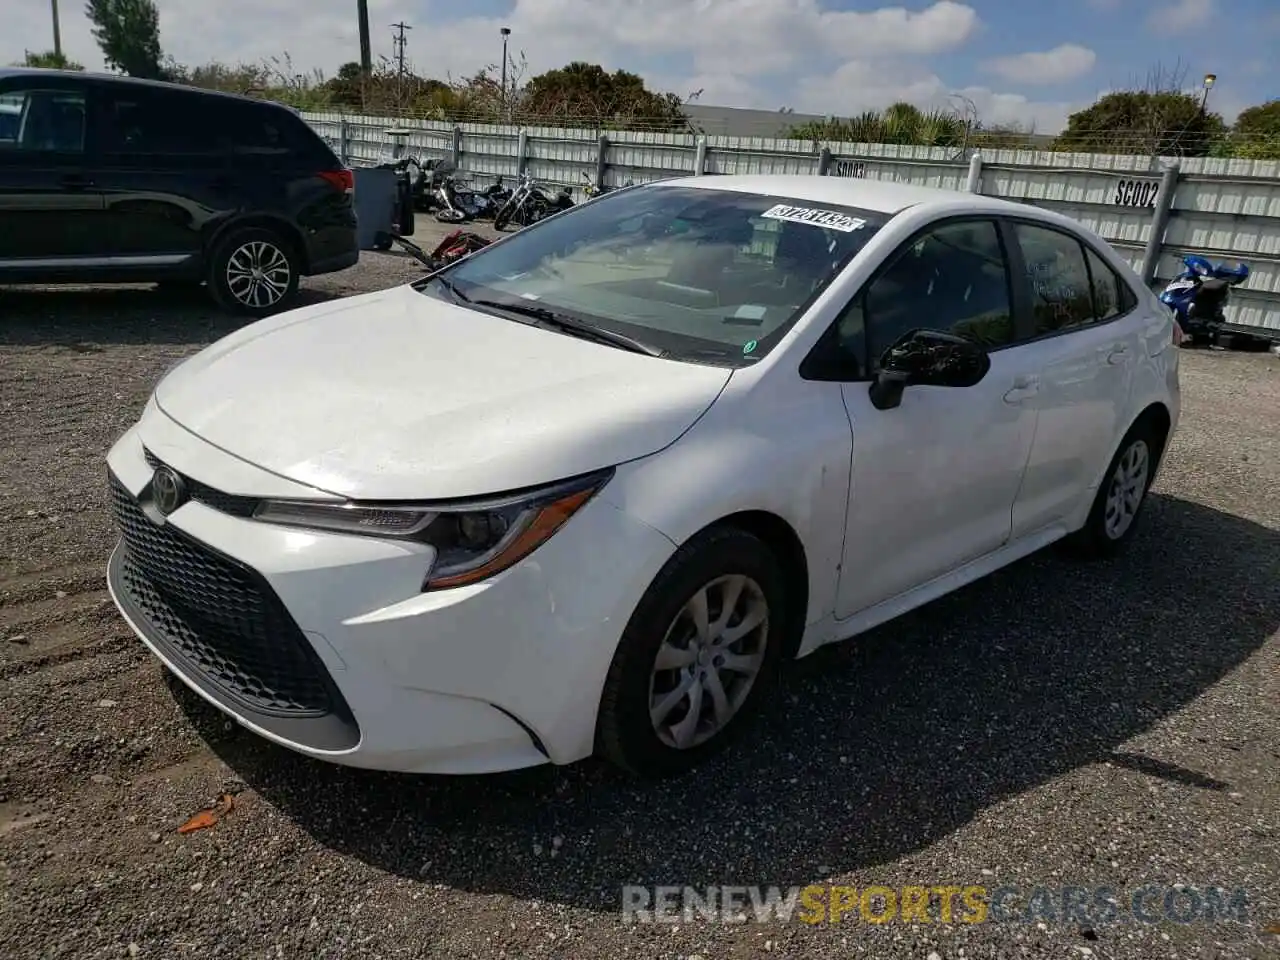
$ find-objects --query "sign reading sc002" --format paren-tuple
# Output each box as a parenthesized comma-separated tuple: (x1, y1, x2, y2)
(1114, 178, 1160, 208)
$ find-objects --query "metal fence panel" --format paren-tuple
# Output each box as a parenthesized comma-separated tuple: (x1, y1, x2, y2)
(303, 111, 1280, 333)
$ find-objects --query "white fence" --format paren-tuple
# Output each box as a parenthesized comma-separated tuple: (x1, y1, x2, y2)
(303, 110, 1280, 335)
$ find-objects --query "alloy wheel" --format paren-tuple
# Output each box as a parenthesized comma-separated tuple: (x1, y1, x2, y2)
(648, 574, 769, 750)
(225, 240, 291, 310)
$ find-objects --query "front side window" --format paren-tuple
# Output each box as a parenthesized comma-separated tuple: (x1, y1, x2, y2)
(1014, 223, 1096, 335)
(0, 88, 86, 153)
(416, 185, 888, 366)
(857, 219, 1014, 368)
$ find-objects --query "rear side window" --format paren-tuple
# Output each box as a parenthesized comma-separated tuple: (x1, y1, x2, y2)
(1013, 223, 1095, 335)
(240, 104, 338, 166)
(1083, 246, 1136, 320)
(0, 88, 87, 153)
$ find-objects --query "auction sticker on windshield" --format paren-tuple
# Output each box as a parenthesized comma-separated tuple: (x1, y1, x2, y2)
(760, 204, 867, 232)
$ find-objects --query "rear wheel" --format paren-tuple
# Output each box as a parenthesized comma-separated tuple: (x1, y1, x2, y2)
(1063, 419, 1160, 559)
(596, 527, 788, 778)
(207, 226, 300, 318)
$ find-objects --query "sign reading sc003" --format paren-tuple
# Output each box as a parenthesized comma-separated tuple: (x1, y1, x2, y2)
(1113, 178, 1160, 208)
(832, 159, 866, 178)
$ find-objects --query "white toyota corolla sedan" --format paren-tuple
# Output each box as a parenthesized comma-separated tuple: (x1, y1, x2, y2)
(106, 175, 1180, 778)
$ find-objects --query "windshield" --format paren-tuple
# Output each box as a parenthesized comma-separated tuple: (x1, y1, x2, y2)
(415, 184, 889, 366)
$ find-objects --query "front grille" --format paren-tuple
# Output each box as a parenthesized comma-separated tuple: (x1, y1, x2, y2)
(142, 449, 259, 517)
(109, 471, 358, 748)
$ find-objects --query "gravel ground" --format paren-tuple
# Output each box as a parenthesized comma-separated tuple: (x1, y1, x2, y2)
(1, 236, 1277, 959)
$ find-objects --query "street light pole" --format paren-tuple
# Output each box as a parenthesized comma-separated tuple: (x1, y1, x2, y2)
(500, 27, 511, 120)
(1200, 73, 1216, 114)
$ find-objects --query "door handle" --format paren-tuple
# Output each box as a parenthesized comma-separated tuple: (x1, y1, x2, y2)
(1105, 344, 1129, 365)
(1003, 375, 1040, 404)
(59, 175, 94, 190)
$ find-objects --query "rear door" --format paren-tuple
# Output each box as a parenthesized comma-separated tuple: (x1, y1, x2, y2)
(0, 76, 101, 266)
(88, 84, 232, 266)
(1003, 219, 1145, 539)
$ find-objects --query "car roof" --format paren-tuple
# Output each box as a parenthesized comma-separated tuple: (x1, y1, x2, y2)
(658, 173, 1029, 217)
(0, 67, 279, 107)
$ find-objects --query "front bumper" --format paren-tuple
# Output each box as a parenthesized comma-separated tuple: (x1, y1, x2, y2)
(105, 411, 677, 774)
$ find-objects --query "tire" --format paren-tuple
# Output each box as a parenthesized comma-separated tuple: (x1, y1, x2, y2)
(595, 526, 789, 779)
(207, 226, 300, 318)
(493, 202, 515, 231)
(1062, 418, 1161, 559)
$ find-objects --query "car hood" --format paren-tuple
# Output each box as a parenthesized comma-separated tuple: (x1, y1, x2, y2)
(155, 284, 731, 500)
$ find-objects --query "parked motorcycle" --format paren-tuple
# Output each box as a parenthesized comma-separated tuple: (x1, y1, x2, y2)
(434, 162, 502, 224)
(493, 172, 574, 231)
(1159, 254, 1250, 346)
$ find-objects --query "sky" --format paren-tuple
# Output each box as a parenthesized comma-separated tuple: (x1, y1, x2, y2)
(5, 0, 1279, 133)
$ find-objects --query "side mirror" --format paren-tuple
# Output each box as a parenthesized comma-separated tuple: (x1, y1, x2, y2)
(868, 329, 991, 411)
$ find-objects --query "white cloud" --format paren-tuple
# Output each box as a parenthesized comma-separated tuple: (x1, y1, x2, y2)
(1148, 0, 1214, 34)
(794, 61, 1074, 132)
(1, 0, 1067, 131)
(982, 44, 1097, 86)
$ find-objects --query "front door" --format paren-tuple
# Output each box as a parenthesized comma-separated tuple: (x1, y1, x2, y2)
(0, 81, 102, 265)
(832, 218, 1040, 619)
(1003, 221, 1143, 538)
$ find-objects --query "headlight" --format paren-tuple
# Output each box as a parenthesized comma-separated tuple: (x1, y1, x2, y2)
(252, 469, 613, 590)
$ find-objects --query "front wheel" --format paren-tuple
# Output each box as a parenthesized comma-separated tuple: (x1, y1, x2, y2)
(207, 226, 300, 318)
(595, 527, 788, 778)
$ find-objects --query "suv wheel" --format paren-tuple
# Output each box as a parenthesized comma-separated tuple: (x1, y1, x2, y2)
(208, 226, 300, 317)
(595, 527, 787, 778)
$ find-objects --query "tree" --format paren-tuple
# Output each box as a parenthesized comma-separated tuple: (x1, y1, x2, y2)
(1230, 99, 1280, 160)
(323, 59, 452, 114)
(20, 50, 84, 70)
(1054, 90, 1227, 156)
(519, 62, 686, 130)
(85, 0, 166, 80)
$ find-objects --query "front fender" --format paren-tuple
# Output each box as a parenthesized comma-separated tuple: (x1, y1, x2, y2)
(598, 374, 853, 636)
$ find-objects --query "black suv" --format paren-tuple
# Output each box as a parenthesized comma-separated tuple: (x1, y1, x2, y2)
(0, 69, 358, 316)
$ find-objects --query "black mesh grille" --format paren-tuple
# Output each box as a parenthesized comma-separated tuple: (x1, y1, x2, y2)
(109, 471, 354, 737)
(142, 448, 259, 518)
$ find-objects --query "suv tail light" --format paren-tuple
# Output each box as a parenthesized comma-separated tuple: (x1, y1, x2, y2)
(318, 168, 355, 195)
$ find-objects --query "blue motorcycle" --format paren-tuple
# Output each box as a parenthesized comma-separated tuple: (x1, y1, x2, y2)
(1159, 254, 1250, 346)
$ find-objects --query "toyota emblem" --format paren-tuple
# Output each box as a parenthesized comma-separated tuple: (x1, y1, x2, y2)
(151, 466, 187, 516)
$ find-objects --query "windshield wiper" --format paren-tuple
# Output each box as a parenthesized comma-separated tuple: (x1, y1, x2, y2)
(433, 275, 472, 303)
(468, 299, 664, 357)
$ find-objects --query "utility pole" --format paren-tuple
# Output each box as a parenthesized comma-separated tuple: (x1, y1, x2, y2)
(391, 21, 411, 109)
(355, 0, 372, 108)
(51, 0, 62, 58)
(500, 27, 512, 119)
